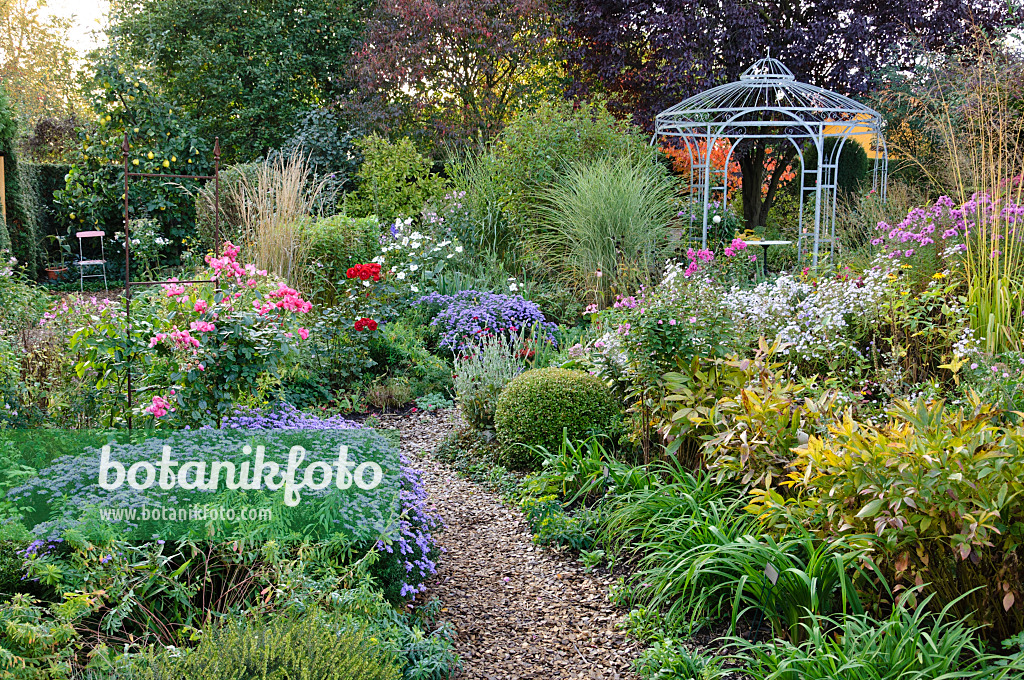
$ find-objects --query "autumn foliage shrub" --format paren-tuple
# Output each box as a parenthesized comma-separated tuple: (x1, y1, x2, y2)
(753, 396, 1024, 641)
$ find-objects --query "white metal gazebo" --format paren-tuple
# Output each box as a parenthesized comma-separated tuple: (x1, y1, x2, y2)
(654, 56, 889, 265)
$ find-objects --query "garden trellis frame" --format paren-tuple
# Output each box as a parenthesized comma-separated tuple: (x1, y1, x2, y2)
(653, 55, 889, 266)
(121, 132, 221, 429)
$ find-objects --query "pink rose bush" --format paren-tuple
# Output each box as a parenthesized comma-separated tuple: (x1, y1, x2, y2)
(71, 242, 313, 427)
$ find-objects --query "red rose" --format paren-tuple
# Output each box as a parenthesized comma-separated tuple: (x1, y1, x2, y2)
(346, 267, 356, 279)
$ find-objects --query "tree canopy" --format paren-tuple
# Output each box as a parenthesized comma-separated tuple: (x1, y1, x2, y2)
(107, 0, 371, 163)
(563, 0, 1014, 126)
(349, 0, 561, 148)
(0, 0, 80, 124)
(561, 0, 1014, 228)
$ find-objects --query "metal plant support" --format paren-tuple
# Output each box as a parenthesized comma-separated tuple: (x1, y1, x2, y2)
(121, 133, 221, 429)
(653, 56, 889, 266)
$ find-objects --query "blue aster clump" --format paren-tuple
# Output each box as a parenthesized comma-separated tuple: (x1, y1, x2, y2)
(416, 289, 556, 349)
(378, 458, 445, 599)
(222, 403, 445, 601)
(220, 403, 364, 430)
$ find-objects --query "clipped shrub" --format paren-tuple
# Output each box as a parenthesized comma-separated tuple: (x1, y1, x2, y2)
(143, 609, 399, 680)
(494, 367, 620, 469)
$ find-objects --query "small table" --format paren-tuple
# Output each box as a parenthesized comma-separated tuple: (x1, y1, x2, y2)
(741, 240, 793, 278)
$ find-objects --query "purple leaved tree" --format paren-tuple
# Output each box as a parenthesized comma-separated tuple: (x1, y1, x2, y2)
(562, 0, 1013, 227)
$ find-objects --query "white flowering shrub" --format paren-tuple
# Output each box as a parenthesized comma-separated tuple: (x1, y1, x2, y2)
(112, 218, 172, 280)
(376, 217, 464, 298)
(721, 268, 888, 367)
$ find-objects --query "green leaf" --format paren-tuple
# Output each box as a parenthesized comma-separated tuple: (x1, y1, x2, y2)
(856, 498, 884, 518)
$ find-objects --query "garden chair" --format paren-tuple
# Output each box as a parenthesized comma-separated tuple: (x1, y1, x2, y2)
(75, 230, 108, 292)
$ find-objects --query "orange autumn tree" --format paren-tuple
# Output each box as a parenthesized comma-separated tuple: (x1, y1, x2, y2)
(661, 139, 796, 224)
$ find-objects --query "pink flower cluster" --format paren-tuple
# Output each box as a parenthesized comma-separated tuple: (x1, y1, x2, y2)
(870, 193, 1024, 261)
(268, 282, 313, 313)
(145, 394, 173, 418)
(40, 295, 117, 326)
(681, 239, 747, 277)
(149, 328, 201, 350)
(203, 242, 255, 282)
(162, 278, 190, 301)
(872, 196, 961, 259)
(722, 238, 749, 258)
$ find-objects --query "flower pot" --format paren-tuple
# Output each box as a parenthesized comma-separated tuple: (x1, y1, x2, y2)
(45, 266, 68, 280)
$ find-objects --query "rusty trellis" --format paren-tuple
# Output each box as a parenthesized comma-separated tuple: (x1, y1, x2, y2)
(121, 132, 221, 429)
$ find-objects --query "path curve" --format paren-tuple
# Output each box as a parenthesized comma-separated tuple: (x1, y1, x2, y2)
(381, 411, 639, 680)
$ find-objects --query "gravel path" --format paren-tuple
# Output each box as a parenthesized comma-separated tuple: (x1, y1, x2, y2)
(380, 410, 640, 680)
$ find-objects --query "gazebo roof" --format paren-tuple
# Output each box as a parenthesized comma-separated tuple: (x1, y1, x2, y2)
(654, 57, 884, 136)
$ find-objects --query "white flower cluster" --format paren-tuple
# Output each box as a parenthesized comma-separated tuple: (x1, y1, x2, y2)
(592, 330, 628, 368)
(722, 269, 889, 361)
(377, 218, 464, 294)
(0, 250, 16, 278)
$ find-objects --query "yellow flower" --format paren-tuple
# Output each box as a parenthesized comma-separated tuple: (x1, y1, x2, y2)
(162, 160, 170, 168)
(170, 156, 176, 162)
(900, 264, 912, 269)
(132, 159, 139, 166)
(933, 272, 947, 279)
(147, 152, 154, 160)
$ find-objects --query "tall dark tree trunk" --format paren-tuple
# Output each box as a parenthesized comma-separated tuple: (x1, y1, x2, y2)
(739, 142, 798, 229)
(739, 144, 767, 228)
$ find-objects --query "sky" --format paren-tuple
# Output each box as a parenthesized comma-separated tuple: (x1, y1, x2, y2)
(42, 0, 109, 57)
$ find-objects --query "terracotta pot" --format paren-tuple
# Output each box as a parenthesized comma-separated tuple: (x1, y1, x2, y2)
(45, 266, 68, 280)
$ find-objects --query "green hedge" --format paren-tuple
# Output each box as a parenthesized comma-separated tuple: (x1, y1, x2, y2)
(0, 85, 41, 276)
(26, 163, 69, 240)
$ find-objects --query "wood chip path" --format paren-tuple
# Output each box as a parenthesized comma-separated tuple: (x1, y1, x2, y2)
(380, 411, 640, 679)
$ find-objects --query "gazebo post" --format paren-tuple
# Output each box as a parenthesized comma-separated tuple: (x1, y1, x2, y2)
(812, 129, 825, 267)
